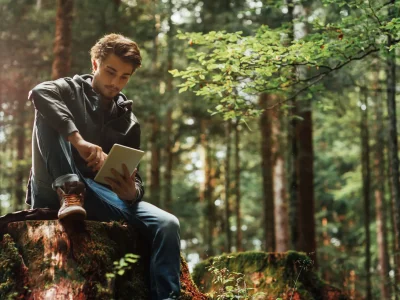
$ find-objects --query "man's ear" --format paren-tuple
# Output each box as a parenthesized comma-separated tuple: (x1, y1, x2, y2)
(92, 60, 99, 72)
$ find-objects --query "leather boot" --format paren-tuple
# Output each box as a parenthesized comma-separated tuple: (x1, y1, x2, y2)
(56, 181, 87, 221)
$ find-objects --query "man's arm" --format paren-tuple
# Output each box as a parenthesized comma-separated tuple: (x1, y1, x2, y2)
(30, 81, 78, 139)
(30, 81, 106, 171)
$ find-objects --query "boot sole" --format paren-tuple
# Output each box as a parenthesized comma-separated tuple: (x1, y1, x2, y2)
(58, 207, 87, 221)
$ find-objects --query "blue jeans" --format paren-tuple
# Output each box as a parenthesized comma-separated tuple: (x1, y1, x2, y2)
(31, 113, 181, 300)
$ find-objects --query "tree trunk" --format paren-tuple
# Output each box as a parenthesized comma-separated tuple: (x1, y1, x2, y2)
(224, 121, 232, 252)
(150, 115, 161, 207)
(0, 219, 207, 300)
(287, 0, 298, 250)
(51, 0, 73, 80)
(14, 96, 27, 211)
(373, 75, 391, 299)
(271, 98, 289, 252)
(234, 121, 242, 252)
(205, 148, 216, 257)
(386, 0, 400, 288)
(295, 97, 317, 266)
(150, 9, 161, 207)
(259, 93, 275, 252)
(360, 94, 372, 300)
(164, 0, 174, 212)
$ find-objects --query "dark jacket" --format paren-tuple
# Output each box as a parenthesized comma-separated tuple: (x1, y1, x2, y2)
(26, 74, 144, 204)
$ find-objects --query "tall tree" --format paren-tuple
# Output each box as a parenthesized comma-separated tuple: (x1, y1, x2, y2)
(360, 91, 372, 300)
(292, 2, 317, 265)
(386, 0, 400, 288)
(150, 7, 161, 207)
(164, 0, 175, 212)
(373, 87, 391, 299)
(271, 100, 289, 252)
(234, 121, 242, 251)
(224, 121, 232, 252)
(259, 93, 275, 252)
(52, 0, 74, 80)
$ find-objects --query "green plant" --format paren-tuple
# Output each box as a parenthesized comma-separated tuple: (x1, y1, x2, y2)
(207, 255, 267, 300)
(103, 253, 140, 299)
(288, 258, 314, 300)
(106, 253, 140, 278)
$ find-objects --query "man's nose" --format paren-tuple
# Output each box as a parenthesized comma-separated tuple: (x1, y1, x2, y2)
(110, 76, 119, 86)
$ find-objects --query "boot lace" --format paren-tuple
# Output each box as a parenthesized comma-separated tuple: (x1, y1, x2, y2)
(63, 194, 83, 206)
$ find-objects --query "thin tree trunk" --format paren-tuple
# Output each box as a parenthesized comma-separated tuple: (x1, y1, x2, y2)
(205, 145, 215, 257)
(387, 0, 400, 290)
(295, 96, 317, 266)
(51, 0, 73, 80)
(200, 119, 214, 256)
(287, 0, 298, 250)
(234, 121, 242, 251)
(386, 2, 400, 293)
(360, 93, 372, 300)
(150, 115, 161, 207)
(373, 73, 391, 299)
(150, 7, 161, 207)
(164, 0, 174, 212)
(224, 121, 232, 252)
(271, 98, 289, 252)
(14, 96, 27, 210)
(259, 93, 275, 252)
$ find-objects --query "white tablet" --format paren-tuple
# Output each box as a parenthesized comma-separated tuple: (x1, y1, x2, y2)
(94, 144, 145, 185)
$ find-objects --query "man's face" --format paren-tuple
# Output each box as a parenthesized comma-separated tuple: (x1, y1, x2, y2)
(92, 53, 134, 100)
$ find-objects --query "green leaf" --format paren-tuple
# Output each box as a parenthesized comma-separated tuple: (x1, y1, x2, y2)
(179, 86, 188, 93)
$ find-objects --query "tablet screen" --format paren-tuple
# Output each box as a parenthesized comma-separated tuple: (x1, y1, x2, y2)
(94, 144, 145, 185)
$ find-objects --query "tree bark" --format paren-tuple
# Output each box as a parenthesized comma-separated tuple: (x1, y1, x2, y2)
(14, 95, 27, 211)
(259, 93, 275, 252)
(386, 0, 400, 289)
(224, 121, 232, 252)
(360, 94, 372, 300)
(164, 0, 174, 212)
(234, 121, 242, 252)
(150, 9, 161, 207)
(372, 73, 391, 299)
(51, 0, 73, 80)
(150, 115, 161, 207)
(287, 0, 298, 250)
(295, 98, 317, 266)
(271, 97, 289, 252)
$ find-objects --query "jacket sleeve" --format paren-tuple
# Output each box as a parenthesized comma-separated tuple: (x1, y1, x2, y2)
(127, 119, 145, 202)
(29, 80, 78, 139)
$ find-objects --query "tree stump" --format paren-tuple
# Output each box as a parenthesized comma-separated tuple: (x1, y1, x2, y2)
(0, 220, 207, 300)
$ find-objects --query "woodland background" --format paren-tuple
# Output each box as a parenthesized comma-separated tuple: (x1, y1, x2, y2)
(0, 0, 400, 299)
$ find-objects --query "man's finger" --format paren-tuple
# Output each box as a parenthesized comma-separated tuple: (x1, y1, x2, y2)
(105, 177, 121, 193)
(122, 164, 131, 181)
(85, 147, 97, 162)
(130, 168, 137, 180)
(111, 168, 125, 184)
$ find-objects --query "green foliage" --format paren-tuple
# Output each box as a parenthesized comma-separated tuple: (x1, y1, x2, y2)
(106, 253, 140, 279)
(206, 255, 267, 300)
(171, 0, 400, 121)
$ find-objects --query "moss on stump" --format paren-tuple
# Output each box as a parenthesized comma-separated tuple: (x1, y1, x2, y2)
(193, 251, 348, 300)
(0, 220, 206, 300)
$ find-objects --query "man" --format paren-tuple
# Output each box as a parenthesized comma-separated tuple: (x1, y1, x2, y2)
(27, 33, 180, 300)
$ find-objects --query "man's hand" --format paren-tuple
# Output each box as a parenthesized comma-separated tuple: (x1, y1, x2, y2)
(68, 132, 107, 172)
(104, 164, 138, 202)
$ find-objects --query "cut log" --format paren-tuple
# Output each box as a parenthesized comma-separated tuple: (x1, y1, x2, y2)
(193, 251, 349, 300)
(0, 219, 207, 300)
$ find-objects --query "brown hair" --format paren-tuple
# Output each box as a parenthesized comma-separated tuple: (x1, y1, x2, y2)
(90, 33, 142, 72)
